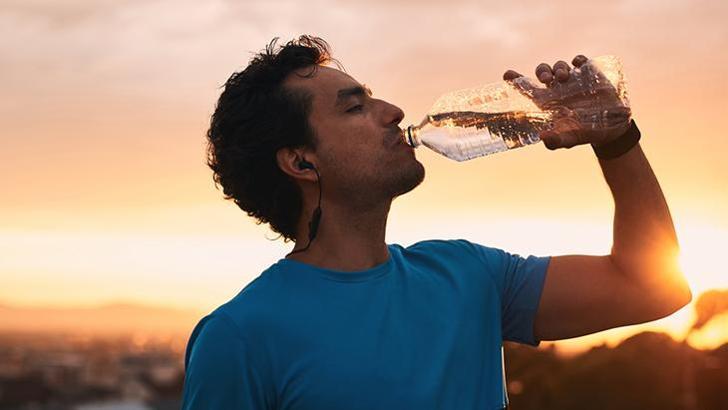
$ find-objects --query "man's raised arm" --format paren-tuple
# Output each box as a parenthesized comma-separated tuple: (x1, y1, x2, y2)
(533, 140, 691, 341)
(502, 56, 692, 341)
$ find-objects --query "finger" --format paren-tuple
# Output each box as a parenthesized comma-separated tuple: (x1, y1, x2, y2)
(553, 60, 571, 83)
(559, 132, 583, 149)
(572, 54, 588, 67)
(538, 130, 561, 150)
(535, 63, 553, 84)
(502, 70, 523, 81)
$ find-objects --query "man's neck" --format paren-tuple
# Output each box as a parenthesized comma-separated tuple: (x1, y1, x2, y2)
(286, 200, 391, 272)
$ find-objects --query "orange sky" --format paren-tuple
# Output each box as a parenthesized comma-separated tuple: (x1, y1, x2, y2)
(1, 0, 727, 353)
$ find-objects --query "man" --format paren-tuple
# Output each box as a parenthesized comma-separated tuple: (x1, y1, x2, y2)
(181, 36, 691, 409)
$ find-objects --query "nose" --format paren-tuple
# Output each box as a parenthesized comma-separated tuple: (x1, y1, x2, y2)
(381, 100, 405, 127)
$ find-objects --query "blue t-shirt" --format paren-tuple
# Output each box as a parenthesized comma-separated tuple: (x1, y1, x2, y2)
(181, 239, 551, 410)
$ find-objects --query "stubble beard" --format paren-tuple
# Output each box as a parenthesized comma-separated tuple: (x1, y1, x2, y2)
(329, 157, 425, 208)
(385, 158, 425, 199)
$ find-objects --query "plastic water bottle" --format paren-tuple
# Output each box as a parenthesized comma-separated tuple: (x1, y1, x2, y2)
(403, 55, 631, 161)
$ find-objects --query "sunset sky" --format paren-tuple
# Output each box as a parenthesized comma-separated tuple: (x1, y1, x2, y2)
(2, 0, 727, 353)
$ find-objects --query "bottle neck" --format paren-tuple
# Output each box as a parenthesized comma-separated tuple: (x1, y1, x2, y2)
(405, 116, 431, 147)
(404, 125, 421, 147)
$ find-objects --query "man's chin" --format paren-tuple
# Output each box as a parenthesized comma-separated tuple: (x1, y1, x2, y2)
(390, 160, 425, 198)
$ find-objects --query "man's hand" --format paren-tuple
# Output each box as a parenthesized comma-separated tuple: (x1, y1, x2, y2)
(503, 55, 632, 151)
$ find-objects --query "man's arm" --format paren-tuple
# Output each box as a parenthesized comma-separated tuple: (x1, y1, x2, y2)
(533, 141, 692, 341)
(182, 313, 274, 409)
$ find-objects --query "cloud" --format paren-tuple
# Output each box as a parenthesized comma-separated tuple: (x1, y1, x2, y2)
(0, 0, 551, 103)
(2, 0, 724, 107)
(1, 0, 727, 225)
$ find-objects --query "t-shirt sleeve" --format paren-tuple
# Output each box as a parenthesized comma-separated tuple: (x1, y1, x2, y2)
(460, 240, 551, 346)
(181, 312, 274, 409)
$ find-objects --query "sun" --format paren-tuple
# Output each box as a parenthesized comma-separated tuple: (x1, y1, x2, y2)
(541, 219, 728, 355)
(676, 223, 728, 297)
(674, 221, 728, 349)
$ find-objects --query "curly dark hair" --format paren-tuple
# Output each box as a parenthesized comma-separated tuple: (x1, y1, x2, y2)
(206, 35, 335, 242)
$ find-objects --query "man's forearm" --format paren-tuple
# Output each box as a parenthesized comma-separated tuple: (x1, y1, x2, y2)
(598, 141, 691, 304)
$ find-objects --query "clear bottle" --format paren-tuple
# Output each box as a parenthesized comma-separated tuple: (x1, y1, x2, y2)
(403, 55, 630, 161)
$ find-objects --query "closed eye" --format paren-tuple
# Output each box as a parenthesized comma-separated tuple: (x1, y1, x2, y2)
(346, 105, 363, 113)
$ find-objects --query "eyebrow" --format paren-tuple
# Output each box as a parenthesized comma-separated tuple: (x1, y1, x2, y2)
(335, 84, 373, 107)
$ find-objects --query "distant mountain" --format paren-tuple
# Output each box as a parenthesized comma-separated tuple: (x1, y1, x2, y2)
(0, 302, 206, 336)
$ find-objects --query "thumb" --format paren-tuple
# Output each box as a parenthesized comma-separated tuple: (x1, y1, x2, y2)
(538, 130, 562, 150)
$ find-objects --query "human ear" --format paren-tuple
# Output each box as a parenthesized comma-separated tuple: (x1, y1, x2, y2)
(276, 147, 318, 182)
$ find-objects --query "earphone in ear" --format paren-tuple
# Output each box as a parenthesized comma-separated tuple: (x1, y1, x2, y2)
(287, 158, 322, 257)
(298, 160, 315, 170)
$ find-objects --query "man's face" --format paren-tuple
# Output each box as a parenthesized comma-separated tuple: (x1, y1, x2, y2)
(284, 66, 425, 206)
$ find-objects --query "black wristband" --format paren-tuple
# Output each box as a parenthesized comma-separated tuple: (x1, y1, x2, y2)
(591, 120, 641, 160)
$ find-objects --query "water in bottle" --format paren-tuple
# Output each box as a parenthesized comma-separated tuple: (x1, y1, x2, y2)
(403, 55, 630, 161)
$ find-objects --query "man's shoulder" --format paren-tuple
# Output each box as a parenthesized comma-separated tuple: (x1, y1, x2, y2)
(399, 239, 512, 281)
(221, 264, 286, 318)
(189, 264, 284, 336)
(403, 238, 501, 258)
